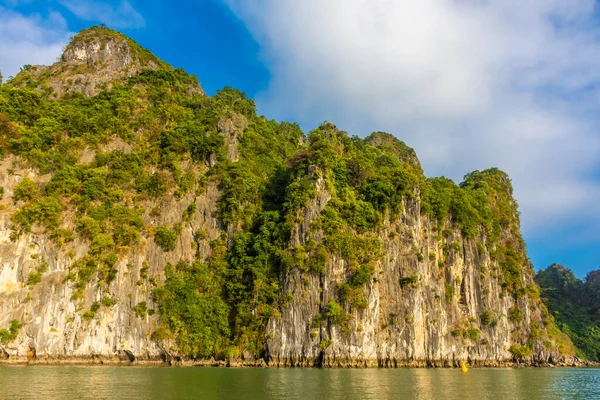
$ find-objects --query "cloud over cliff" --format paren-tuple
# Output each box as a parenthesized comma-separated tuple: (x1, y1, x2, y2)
(0, 7, 71, 80)
(224, 0, 600, 239)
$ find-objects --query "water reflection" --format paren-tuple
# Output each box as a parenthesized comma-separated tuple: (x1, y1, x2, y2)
(0, 365, 598, 400)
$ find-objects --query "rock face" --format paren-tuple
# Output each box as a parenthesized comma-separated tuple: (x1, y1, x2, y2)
(0, 27, 571, 366)
(0, 155, 222, 363)
(0, 166, 561, 365)
(10, 26, 203, 98)
(267, 184, 551, 367)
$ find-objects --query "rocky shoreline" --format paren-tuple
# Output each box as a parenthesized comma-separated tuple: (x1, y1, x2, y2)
(0, 354, 595, 368)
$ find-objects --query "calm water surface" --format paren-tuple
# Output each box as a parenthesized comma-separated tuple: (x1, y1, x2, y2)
(0, 366, 599, 399)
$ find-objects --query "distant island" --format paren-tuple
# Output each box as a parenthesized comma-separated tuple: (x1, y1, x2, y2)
(536, 264, 600, 362)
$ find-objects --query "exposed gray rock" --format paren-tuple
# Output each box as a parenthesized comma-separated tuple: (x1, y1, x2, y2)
(10, 26, 204, 98)
(266, 181, 557, 367)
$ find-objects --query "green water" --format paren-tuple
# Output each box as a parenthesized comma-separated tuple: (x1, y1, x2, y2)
(0, 366, 599, 399)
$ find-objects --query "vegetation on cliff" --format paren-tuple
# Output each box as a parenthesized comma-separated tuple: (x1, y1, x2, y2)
(0, 320, 22, 344)
(0, 25, 572, 360)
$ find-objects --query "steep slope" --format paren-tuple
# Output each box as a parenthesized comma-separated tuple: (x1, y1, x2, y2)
(265, 127, 573, 367)
(0, 26, 573, 366)
(536, 264, 600, 361)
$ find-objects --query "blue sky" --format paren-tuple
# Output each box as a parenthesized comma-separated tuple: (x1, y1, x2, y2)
(1, 0, 599, 277)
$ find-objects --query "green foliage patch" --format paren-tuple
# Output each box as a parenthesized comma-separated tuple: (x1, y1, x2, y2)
(0, 320, 22, 344)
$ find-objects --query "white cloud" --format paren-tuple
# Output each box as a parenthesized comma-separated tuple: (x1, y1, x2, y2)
(58, 0, 145, 29)
(0, 7, 71, 80)
(224, 0, 600, 237)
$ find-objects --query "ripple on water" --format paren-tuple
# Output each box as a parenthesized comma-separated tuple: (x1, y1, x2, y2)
(0, 366, 599, 400)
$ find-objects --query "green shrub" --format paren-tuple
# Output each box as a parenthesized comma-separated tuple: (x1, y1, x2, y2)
(349, 264, 375, 287)
(134, 301, 148, 318)
(90, 301, 101, 313)
(214, 87, 257, 118)
(183, 203, 197, 221)
(81, 310, 96, 321)
(338, 284, 368, 309)
(12, 196, 62, 232)
(137, 172, 168, 197)
(50, 228, 75, 245)
(509, 344, 532, 359)
(0, 320, 22, 344)
(89, 234, 115, 255)
(101, 296, 116, 307)
(324, 299, 346, 326)
(154, 226, 177, 251)
(445, 282, 455, 301)
(319, 338, 332, 351)
(113, 225, 140, 246)
(477, 242, 485, 255)
(13, 178, 36, 201)
(175, 170, 196, 198)
(26, 271, 42, 285)
(509, 307, 524, 323)
(311, 313, 324, 328)
(400, 275, 419, 288)
(480, 311, 493, 326)
(76, 216, 102, 240)
(466, 327, 480, 341)
(306, 246, 329, 274)
(25, 262, 48, 286)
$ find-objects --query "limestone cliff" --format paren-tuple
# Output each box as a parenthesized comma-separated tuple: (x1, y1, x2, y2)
(268, 174, 554, 367)
(0, 27, 573, 366)
(0, 155, 223, 363)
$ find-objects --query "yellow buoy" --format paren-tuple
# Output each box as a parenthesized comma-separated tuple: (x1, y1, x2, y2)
(461, 361, 468, 372)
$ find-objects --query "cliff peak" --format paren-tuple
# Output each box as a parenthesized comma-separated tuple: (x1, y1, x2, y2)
(365, 131, 421, 169)
(10, 25, 202, 98)
(61, 26, 164, 69)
